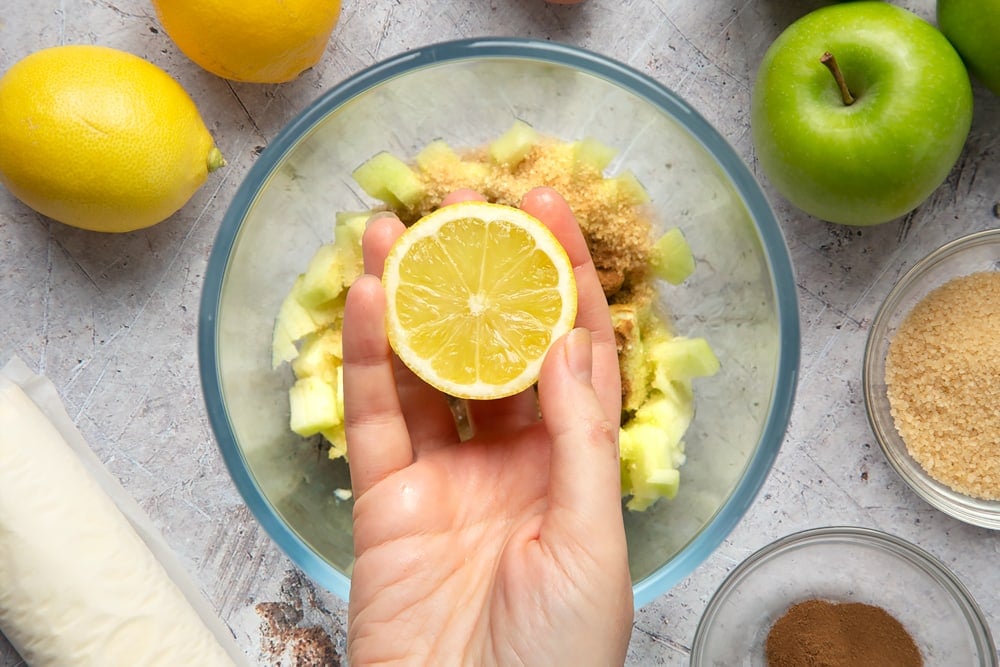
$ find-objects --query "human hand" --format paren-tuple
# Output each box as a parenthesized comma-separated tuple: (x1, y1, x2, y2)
(342, 186, 633, 666)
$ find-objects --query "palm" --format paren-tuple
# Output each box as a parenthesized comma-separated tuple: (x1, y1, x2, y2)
(343, 189, 633, 666)
(350, 421, 550, 658)
(351, 416, 631, 665)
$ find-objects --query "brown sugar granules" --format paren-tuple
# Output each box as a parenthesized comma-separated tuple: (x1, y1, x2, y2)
(401, 138, 655, 305)
(885, 271, 1000, 500)
(765, 599, 923, 667)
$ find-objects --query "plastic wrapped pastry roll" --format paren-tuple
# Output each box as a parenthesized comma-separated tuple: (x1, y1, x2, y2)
(0, 364, 240, 667)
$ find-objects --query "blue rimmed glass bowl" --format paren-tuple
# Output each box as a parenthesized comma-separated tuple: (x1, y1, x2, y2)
(198, 38, 799, 607)
(691, 526, 997, 666)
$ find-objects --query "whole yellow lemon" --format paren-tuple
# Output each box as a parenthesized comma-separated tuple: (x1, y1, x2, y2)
(0, 45, 224, 233)
(151, 0, 342, 84)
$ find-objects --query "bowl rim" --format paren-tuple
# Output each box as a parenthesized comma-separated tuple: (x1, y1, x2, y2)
(863, 228, 1000, 530)
(198, 36, 800, 609)
(690, 525, 998, 665)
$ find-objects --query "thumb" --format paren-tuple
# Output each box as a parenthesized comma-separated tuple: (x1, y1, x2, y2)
(537, 328, 624, 531)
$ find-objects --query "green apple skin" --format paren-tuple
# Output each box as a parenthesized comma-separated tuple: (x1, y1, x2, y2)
(751, 2, 973, 226)
(938, 0, 1000, 95)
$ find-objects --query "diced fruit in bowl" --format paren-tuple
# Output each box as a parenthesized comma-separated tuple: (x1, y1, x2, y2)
(289, 376, 340, 437)
(615, 303, 719, 511)
(651, 228, 696, 285)
(489, 119, 539, 167)
(200, 41, 799, 605)
(351, 152, 426, 209)
(271, 124, 720, 511)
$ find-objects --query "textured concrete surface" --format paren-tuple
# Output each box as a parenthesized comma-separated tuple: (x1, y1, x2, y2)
(1, 1, 998, 665)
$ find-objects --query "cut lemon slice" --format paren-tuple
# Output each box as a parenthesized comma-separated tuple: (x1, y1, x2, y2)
(382, 201, 578, 400)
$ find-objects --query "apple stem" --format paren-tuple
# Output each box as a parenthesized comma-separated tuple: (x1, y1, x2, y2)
(820, 52, 855, 106)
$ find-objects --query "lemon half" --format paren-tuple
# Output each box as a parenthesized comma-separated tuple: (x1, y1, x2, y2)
(383, 201, 578, 400)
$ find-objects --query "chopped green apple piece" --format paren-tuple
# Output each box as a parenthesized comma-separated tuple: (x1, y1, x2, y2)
(292, 328, 343, 382)
(633, 389, 693, 448)
(635, 427, 681, 488)
(415, 139, 491, 189)
(651, 228, 696, 285)
(272, 333, 299, 371)
(489, 120, 538, 167)
(619, 427, 639, 492)
(279, 276, 319, 338)
(621, 400, 688, 510)
(647, 468, 681, 493)
(454, 160, 492, 187)
(572, 137, 618, 174)
(619, 348, 697, 511)
(334, 225, 363, 288)
(650, 372, 694, 411)
(299, 243, 345, 309)
(335, 210, 372, 244)
(322, 423, 348, 460)
(648, 336, 720, 381)
(308, 290, 347, 330)
(272, 276, 322, 368)
(352, 151, 425, 208)
(415, 139, 460, 171)
(289, 376, 341, 437)
(603, 170, 651, 205)
(625, 493, 657, 512)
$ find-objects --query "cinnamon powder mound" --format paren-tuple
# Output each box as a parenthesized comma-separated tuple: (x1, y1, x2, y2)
(885, 271, 1000, 500)
(765, 599, 922, 667)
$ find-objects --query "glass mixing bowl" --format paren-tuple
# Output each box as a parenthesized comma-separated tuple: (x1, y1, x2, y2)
(198, 38, 799, 607)
(690, 526, 997, 666)
(864, 229, 1000, 530)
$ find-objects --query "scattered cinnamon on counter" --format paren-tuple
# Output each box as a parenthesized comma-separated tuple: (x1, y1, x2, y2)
(765, 599, 923, 667)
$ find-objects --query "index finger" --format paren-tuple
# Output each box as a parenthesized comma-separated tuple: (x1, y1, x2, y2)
(359, 214, 459, 452)
(342, 275, 414, 497)
(520, 187, 621, 423)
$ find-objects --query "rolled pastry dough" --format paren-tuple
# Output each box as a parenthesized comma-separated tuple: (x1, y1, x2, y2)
(0, 377, 236, 666)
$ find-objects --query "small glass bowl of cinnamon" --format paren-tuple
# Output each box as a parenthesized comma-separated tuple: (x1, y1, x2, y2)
(689, 526, 996, 667)
(864, 228, 1000, 529)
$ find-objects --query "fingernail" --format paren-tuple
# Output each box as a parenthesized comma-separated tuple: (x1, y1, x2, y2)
(565, 327, 592, 384)
(365, 211, 397, 229)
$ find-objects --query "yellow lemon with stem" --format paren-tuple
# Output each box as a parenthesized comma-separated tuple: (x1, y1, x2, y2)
(382, 201, 578, 400)
(0, 45, 224, 233)
(151, 0, 342, 84)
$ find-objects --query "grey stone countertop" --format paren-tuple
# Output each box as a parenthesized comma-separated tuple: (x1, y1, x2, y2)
(1, 0, 998, 665)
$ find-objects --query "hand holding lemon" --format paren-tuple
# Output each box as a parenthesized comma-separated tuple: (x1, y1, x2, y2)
(343, 187, 632, 666)
(0, 45, 224, 233)
(382, 200, 578, 400)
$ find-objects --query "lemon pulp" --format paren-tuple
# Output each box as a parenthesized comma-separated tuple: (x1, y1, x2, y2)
(383, 202, 577, 400)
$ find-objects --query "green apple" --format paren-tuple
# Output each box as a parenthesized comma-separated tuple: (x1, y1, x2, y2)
(937, 0, 1000, 95)
(751, 2, 973, 226)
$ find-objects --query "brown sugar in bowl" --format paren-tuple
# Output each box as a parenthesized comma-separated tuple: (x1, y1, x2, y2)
(864, 229, 1000, 530)
(885, 272, 1000, 500)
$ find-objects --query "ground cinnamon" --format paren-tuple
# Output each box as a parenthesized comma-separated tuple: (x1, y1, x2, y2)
(765, 599, 923, 667)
